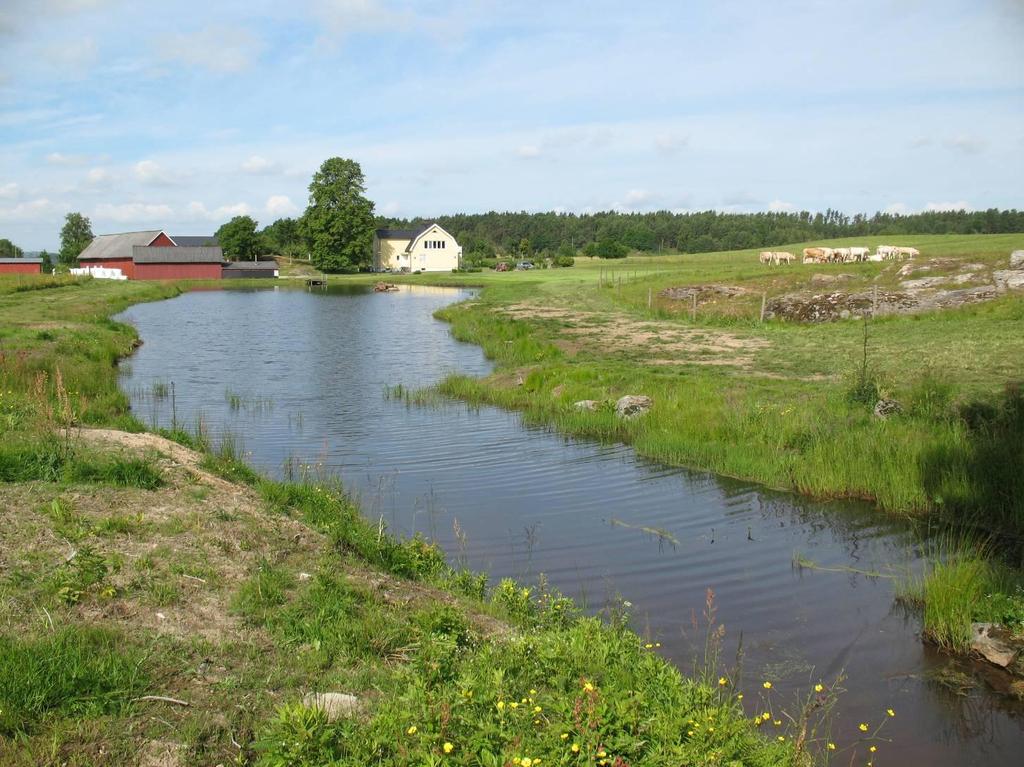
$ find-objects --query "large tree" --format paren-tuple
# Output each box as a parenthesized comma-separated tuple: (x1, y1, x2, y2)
(301, 157, 375, 272)
(261, 217, 303, 257)
(216, 215, 261, 260)
(58, 212, 93, 265)
(0, 238, 23, 258)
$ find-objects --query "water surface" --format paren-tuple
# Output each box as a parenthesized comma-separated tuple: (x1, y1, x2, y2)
(117, 285, 1024, 765)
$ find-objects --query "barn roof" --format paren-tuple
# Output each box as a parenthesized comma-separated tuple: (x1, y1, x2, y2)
(0, 258, 43, 263)
(171, 235, 219, 247)
(78, 231, 164, 261)
(132, 245, 224, 263)
(222, 260, 278, 270)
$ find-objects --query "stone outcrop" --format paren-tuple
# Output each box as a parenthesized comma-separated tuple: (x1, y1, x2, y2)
(615, 395, 653, 418)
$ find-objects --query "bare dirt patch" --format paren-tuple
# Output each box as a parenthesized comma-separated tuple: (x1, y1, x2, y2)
(500, 302, 767, 368)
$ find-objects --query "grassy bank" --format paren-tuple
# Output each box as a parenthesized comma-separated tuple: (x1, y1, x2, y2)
(345, 234, 1024, 541)
(0, 278, 827, 763)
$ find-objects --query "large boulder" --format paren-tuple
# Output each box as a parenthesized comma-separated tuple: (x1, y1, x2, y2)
(302, 692, 361, 721)
(994, 270, 1024, 291)
(1010, 250, 1024, 269)
(615, 395, 653, 418)
(970, 623, 1018, 668)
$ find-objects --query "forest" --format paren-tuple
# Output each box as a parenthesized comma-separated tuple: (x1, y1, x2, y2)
(377, 207, 1024, 260)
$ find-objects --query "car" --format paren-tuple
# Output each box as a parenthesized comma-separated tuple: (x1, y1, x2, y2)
(515, 261, 534, 270)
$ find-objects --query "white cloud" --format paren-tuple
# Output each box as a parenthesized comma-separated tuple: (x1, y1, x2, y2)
(241, 155, 280, 174)
(654, 133, 689, 155)
(265, 195, 298, 217)
(85, 167, 112, 185)
(184, 200, 253, 221)
(93, 202, 174, 222)
(942, 135, 988, 154)
(884, 202, 909, 214)
(924, 200, 973, 212)
(908, 137, 932, 149)
(379, 200, 401, 215)
(767, 199, 796, 212)
(43, 36, 98, 72)
(133, 160, 177, 185)
(0, 198, 56, 221)
(46, 152, 88, 166)
(0, 182, 19, 199)
(158, 26, 263, 73)
(312, 0, 415, 45)
(516, 145, 541, 159)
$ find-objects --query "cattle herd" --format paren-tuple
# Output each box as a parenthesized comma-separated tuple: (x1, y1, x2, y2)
(758, 245, 920, 265)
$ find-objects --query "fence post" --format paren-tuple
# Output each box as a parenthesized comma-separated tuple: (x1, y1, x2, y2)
(648, 287, 652, 309)
(691, 293, 697, 321)
(760, 292, 767, 323)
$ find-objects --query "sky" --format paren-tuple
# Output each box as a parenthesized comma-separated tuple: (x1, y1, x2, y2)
(0, 0, 1022, 250)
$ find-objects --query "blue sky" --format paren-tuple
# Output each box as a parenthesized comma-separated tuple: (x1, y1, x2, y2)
(1, 0, 1022, 249)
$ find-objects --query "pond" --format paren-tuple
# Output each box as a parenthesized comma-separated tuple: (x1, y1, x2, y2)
(116, 284, 1024, 765)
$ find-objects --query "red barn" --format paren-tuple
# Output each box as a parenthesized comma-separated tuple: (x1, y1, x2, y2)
(75, 230, 224, 280)
(0, 257, 43, 274)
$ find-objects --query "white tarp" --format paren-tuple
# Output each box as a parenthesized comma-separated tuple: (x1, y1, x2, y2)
(70, 266, 127, 280)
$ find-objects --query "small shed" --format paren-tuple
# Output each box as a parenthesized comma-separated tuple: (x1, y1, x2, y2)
(222, 260, 279, 279)
(0, 258, 43, 274)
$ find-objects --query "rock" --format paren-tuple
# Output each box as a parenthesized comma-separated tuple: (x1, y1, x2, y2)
(573, 400, 600, 411)
(810, 273, 855, 285)
(298, 572, 312, 581)
(1010, 250, 1024, 269)
(994, 270, 1024, 291)
(900, 276, 948, 290)
(615, 395, 653, 418)
(970, 623, 1018, 668)
(302, 692, 360, 720)
(873, 399, 902, 419)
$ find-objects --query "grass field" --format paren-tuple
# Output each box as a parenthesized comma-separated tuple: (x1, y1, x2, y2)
(333, 234, 1024, 542)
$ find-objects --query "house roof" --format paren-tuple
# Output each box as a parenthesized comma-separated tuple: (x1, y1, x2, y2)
(375, 222, 434, 241)
(222, 260, 278, 270)
(0, 258, 42, 264)
(78, 231, 164, 261)
(132, 246, 224, 264)
(171, 235, 219, 247)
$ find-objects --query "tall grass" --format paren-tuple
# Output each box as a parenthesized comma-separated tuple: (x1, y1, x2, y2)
(0, 628, 148, 736)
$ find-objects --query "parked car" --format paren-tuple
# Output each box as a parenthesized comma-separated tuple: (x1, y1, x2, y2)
(515, 261, 534, 270)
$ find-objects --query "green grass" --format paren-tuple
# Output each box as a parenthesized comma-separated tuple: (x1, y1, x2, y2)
(899, 539, 1024, 653)
(0, 627, 148, 736)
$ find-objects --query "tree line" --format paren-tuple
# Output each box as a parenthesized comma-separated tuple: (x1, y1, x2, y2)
(13, 161, 1024, 273)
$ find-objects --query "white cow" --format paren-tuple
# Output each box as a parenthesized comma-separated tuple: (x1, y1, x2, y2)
(774, 251, 795, 265)
(849, 247, 869, 261)
(876, 245, 898, 260)
(895, 246, 919, 259)
(833, 247, 851, 262)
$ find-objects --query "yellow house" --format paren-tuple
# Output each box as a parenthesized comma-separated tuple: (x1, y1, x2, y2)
(372, 222, 462, 272)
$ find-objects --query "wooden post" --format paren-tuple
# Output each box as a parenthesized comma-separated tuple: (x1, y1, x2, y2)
(760, 292, 767, 323)
(691, 293, 697, 321)
(648, 287, 652, 309)
(872, 284, 878, 316)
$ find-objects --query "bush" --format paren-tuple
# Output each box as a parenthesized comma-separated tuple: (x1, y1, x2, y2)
(554, 254, 575, 268)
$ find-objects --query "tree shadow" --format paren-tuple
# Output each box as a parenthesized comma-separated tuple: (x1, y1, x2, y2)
(919, 382, 1024, 557)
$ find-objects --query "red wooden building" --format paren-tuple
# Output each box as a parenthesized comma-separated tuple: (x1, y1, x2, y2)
(0, 257, 43, 274)
(76, 230, 224, 280)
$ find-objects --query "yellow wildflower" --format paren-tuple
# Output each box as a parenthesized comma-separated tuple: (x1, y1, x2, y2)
(530, 689, 537, 695)
(560, 733, 569, 740)
(718, 677, 727, 686)
(827, 743, 836, 751)
(762, 712, 771, 721)
(571, 743, 580, 753)
(497, 701, 505, 711)
(777, 736, 785, 742)
(407, 726, 417, 735)
(887, 708, 895, 717)
(870, 746, 877, 753)
(443, 742, 454, 754)
(510, 702, 519, 709)
(534, 705, 542, 713)
(737, 693, 744, 700)
(583, 681, 595, 692)
(814, 683, 824, 693)
(645, 643, 653, 649)
(859, 723, 868, 732)
(762, 681, 772, 689)
(520, 758, 533, 767)
(597, 750, 607, 758)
